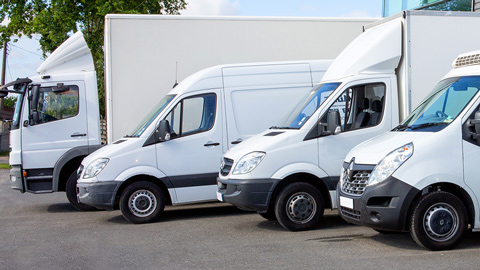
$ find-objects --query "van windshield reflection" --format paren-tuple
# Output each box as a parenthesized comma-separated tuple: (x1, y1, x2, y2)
(276, 82, 341, 129)
(128, 94, 176, 137)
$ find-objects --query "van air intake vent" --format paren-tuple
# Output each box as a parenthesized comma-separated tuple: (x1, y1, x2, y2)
(455, 53, 480, 68)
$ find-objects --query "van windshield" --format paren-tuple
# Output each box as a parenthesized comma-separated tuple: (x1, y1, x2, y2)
(275, 82, 341, 129)
(395, 76, 480, 132)
(128, 94, 176, 137)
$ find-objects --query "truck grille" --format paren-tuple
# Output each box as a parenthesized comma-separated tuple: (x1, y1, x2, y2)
(220, 158, 234, 176)
(341, 169, 371, 196)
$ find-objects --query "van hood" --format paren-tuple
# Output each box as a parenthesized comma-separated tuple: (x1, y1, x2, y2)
(81, 137, 141, 166)
(346, 131, 431, 165)
(225, 129, 306, 160)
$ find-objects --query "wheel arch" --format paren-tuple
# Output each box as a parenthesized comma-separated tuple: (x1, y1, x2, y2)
(406, 182, 475, 230)
(269, 172, 334, 212)
(114, 175, 173, 208)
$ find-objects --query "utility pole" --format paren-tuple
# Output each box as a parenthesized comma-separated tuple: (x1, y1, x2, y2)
(1, 41, 7, 110)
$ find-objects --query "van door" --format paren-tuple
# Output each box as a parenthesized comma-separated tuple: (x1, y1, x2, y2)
(21, 81, 88, 193)
(222, 63, 313, 149)
(156, 90, 223, 204)
(462, 103, 480, 215)
(317, 79, 392, 178)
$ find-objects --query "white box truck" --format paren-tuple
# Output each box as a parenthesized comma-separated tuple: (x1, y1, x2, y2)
(3, 15, 373, 210)
(337, 51, 480, 251)
(77, 59, 333, 223)
(217, 10, 480, 231)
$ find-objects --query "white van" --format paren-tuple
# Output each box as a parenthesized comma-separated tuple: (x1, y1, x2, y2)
(337, 50, 480, 251)
(77, 60, 332, 223)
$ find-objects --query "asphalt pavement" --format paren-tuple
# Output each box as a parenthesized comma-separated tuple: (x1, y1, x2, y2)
(2, 169, 480, 269)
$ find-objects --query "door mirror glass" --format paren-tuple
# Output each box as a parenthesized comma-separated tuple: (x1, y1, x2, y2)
(327, 110, 341, 135)
(474, 111, 480, 137)
(28, 84, 40, 125)
(158, 120, 171, 142)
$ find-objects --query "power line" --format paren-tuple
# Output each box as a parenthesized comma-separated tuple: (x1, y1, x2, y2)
(8, 42, 44, 58)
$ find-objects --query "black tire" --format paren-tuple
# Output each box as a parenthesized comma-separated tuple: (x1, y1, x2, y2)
(274, 182, 324, 231)
(120, 181, 166, 224)
(258, 209, 277, 221)
(409, 191, 468, 251)
(66, 171, 98, 211)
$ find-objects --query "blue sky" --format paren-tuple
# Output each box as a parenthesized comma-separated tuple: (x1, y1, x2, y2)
(2, 0, 383, 83)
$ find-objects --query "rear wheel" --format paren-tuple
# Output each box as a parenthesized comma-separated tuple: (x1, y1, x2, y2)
(274, 183, 324, 231)
(120, 181, 166, 224)
(409, 191, 467, 251)
(66, 171, 98, 211)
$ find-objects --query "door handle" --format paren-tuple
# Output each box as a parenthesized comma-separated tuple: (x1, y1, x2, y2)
(71, 133, 87, 137)
(204, 142, 220, 147)
(231, 138, 243, 145)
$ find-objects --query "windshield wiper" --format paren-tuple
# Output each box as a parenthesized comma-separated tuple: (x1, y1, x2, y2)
(270, 126, 296, 130)
(409, 122, 449, 130)
(392, 124, 409, 131)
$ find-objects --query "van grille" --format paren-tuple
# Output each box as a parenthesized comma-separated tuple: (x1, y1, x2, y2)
(341, 169, 371, 196)
(220, 158, 234, 176)
(455, 53, 480, 68)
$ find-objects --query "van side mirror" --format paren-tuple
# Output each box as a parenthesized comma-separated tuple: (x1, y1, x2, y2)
(28, 84, 40, 125)
(473, 111, 480, 143)
(326, 110, 341, 135)
(158, 120, 171, 142)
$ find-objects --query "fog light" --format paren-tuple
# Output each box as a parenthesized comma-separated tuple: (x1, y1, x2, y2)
(10, 175, 16, 183)
(370, 212, 381, 222)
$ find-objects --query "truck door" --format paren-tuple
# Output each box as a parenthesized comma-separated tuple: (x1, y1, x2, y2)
(156, 90, 223, 204)
(317, 79, 392, 178)
(21, 81, 88, 193)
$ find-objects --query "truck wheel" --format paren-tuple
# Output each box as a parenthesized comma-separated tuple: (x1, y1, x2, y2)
(274, 183, 324, 231)
(66, 171, 98, 211)
(120, 181, 166, 224)
(258, 209, 276, 221)
(409, 191, 467, 251)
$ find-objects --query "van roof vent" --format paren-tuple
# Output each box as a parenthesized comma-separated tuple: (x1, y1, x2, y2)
(454, 53, 480, 68)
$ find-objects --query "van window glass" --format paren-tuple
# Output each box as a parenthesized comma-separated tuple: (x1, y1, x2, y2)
(129, 94, 175, 137)
(321, 83, 386, 132)
(277, 82, 341, 129)
(165, 93, 216, 138)
(34, 85, 79, 125)
(399, 76, 480, 132)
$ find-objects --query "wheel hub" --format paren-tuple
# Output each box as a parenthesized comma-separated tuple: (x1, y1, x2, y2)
(286, 192, 316, 224)
(129, 189, 157, 217)
(424, 203, 458, 242)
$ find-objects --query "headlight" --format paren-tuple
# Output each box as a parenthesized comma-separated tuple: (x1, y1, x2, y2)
(367, 143, 413, 186)
(232, 152, 266, 175)
(83, 158, 109, 179)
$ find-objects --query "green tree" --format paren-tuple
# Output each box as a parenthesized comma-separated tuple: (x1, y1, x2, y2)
(0, 0, 187, 116)
(4, 95, 17, 109)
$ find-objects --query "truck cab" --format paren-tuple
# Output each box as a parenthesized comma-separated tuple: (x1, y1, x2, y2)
(338, 50, 480, 251)
(2, 32, 101, 210)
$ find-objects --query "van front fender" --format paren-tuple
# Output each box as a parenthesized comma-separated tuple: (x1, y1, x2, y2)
(271, 163, 329, 181)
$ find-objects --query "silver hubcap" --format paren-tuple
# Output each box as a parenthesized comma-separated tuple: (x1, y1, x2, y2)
(423, 202, 459, 242)
(128, 189, 157, 218)
(286, 192, 316, 224)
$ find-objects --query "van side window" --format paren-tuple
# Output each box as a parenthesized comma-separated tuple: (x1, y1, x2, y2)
(165, 93, 216, 138)
(34, 85, 80, 124)
(323, 83, 385, 132)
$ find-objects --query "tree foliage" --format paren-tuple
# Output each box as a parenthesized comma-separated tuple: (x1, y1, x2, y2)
(0, 0, 187, 116)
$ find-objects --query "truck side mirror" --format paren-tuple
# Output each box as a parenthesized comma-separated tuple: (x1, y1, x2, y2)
(326, 110, 341, 135)
(28, 84, 40, 126)
(0, 90, 8, 98)
(158, 120, 171, 142)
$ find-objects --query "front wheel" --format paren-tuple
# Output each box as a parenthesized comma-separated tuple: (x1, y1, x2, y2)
(409, 191, 468, 251)
(120, 181, 166, 224)
(66, 171, 98, 211)
(274, 183, 324, 231)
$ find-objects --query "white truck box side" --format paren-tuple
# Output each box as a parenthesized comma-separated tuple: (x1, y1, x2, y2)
(104, 15, 377, 142)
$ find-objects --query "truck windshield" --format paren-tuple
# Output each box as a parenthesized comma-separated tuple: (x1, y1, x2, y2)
(396, 76, 480, 132)
(128, 94, 176, 137)
(275, 82, 341, 129)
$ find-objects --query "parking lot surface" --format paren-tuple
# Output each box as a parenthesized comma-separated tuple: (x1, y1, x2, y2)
(2, 169, 480, 269)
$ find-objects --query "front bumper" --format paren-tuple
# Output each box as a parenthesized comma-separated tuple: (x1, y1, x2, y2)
(217, 177, 279, 212)
(77, 181, 122, 210)
(9, 165, 24, 193)
(337, 176, 419, 232)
